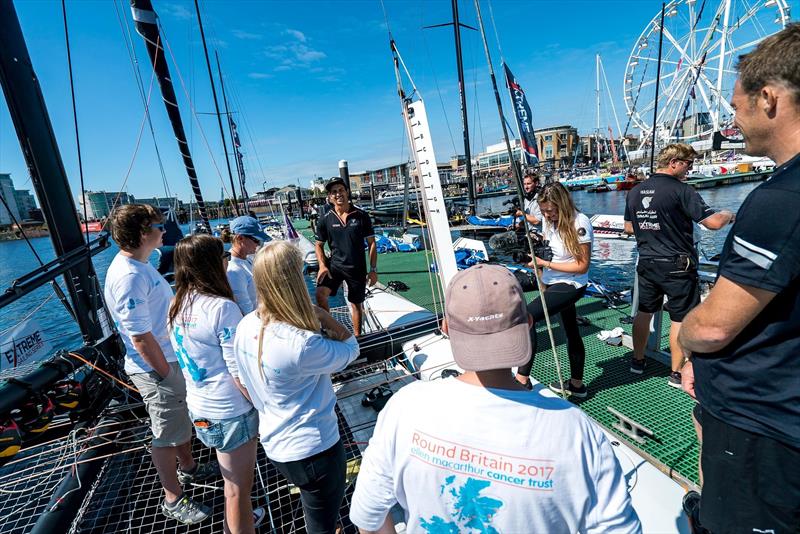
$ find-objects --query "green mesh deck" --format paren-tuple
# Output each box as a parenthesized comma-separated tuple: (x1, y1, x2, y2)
(297, 219, 699, 485)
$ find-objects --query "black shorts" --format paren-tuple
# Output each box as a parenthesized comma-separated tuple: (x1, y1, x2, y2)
(319, 265, 367, 304)
(699, 411, 800, 533)
(636, 259, 700, 322)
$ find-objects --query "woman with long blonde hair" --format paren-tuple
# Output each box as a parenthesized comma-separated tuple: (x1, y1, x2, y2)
(516, 182, 594, 398)
(233, 241, 358, 534)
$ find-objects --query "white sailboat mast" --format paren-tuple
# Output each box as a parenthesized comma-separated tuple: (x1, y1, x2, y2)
(392, 41, 458, 291)
(595, 53, 601, 165)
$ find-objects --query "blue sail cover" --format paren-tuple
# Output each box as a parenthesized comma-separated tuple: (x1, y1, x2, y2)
(503, 63, 538, 165)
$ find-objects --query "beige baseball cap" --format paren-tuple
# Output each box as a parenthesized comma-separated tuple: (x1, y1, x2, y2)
(444, 264, 531, 371)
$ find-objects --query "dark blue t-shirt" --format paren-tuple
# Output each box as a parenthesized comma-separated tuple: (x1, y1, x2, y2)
(624, 173, 715, 262)
(694, 153, 800, 448)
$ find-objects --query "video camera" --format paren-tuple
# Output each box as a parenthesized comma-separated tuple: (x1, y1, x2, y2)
(512, 232, 554, 264)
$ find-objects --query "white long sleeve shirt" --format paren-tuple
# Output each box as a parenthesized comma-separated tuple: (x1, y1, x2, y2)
(350, 379, 641, 534)
(233, 314, 360, 462)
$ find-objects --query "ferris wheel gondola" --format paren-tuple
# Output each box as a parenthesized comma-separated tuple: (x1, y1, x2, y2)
(624, 0, 791, 146)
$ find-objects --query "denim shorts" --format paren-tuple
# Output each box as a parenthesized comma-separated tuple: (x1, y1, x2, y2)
(189, 407, 259, 453)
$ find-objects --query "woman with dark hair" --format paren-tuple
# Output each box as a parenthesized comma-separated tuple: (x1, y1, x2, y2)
(234, 241, 359, 534)
(515, 182, 594, 398)
(169, 234, 263, 532)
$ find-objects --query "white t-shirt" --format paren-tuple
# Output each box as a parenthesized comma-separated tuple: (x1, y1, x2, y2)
(233, 314, 360, 462)
(227, 256, 256, 314)
(104, 253, 176, 375)
(542, 212, 593, 288)
(524, 195, 543, 222)
(169, 293, 251, 420)
(350, 379, 640, 534)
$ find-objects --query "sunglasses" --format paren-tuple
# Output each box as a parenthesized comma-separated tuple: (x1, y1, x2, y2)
(675, 158, 694, 166)
(246, 235, 261, 246)
(151, 223, 165, 232)
(222, 251, 231, 261)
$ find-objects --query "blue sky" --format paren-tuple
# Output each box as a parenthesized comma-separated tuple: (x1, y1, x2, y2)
(0, 0, 796, 204)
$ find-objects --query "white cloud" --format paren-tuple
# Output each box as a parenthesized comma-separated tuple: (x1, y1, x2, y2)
(233, 30, 262, 40)
(265, 42, 326, 70)
(160, 3, 193, 20)
(284, 29, 307, 43)
(248, 72, 272, 79)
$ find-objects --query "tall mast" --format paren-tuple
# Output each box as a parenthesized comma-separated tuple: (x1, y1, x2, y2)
(651, 2, 666, 173)
(451, 0, 476, 214)
(194, 0, 240, 215)
(130, 0, 212, 232)
(215, 50, 249, 213)
(595, 53, 601, 166)
(0, 0, 109, 344)
(472, 0, 523, 205)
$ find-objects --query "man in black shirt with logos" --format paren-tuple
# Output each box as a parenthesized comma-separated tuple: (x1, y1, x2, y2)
(679, 24, 800, 533)
(624, 144, 734, 387)
(315, 178, 377, 337)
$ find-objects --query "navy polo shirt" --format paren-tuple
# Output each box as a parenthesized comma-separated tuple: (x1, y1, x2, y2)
(624, 173, 715, 262)
(315, 206, 374, 276)
(694, 152, 800, 448)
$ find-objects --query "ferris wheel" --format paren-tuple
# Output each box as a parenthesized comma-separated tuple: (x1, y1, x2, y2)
(623, 0, 791, 144)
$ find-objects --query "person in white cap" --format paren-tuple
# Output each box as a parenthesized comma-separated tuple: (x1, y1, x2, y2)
(349, 264, 640, 534)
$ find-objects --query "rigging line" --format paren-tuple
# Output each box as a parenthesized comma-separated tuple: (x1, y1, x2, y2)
(0, 191, 45, 265)
(101, 42, 160, 232)
(200, 14, 269, 190)
(61, 0, 89, 245)
(473, 0, 565, 395)
(158, 20, 235, 203)
(113, 0, 172, 200)
(486, 0, 504, 62)
(420, 22, 458, 155)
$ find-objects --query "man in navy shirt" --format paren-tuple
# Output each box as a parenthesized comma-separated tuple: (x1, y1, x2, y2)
(679, 23, 800, 533)
(624, 144, 733, 387)
(315, 178, 377, 337)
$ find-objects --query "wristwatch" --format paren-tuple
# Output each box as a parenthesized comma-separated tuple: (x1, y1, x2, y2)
(370, 267, 377, 273)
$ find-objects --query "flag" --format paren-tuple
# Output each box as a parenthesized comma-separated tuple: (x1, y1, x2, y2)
(503, 63, 539, 164)
(229, 116, 241, 148)
(284, 212, 300, 241)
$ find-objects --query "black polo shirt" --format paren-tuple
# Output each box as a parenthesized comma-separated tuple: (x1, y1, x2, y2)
(315, 206, 374, 276)
(624, 173, 715, 262)
(694, 152, 800, 449)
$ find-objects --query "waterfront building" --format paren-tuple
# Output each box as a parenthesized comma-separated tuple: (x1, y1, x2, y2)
(13, 189, 36, 220)
(536, 125, 579, 168)
(0, 174, 22, 226)
(79, 191, 134, 221)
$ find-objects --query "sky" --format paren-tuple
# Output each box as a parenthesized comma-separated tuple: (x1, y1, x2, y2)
(0, 0, 797, 205)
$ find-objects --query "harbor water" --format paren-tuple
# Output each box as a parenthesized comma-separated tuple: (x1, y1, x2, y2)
(0, 182, 759, 361)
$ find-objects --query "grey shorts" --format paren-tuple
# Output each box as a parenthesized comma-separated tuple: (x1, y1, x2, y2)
(130, 361, 193, 448)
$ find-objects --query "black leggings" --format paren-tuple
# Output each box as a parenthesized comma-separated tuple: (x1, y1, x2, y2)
(518, 283, 586, 381)
(270, 440, 346, 533)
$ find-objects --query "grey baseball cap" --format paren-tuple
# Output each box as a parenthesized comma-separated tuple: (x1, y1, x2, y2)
(444, 264, 531, 372)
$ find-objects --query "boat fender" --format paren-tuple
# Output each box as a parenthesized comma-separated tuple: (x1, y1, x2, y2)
(0, 419, 22, 463)
(361, 385, 393, 412)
